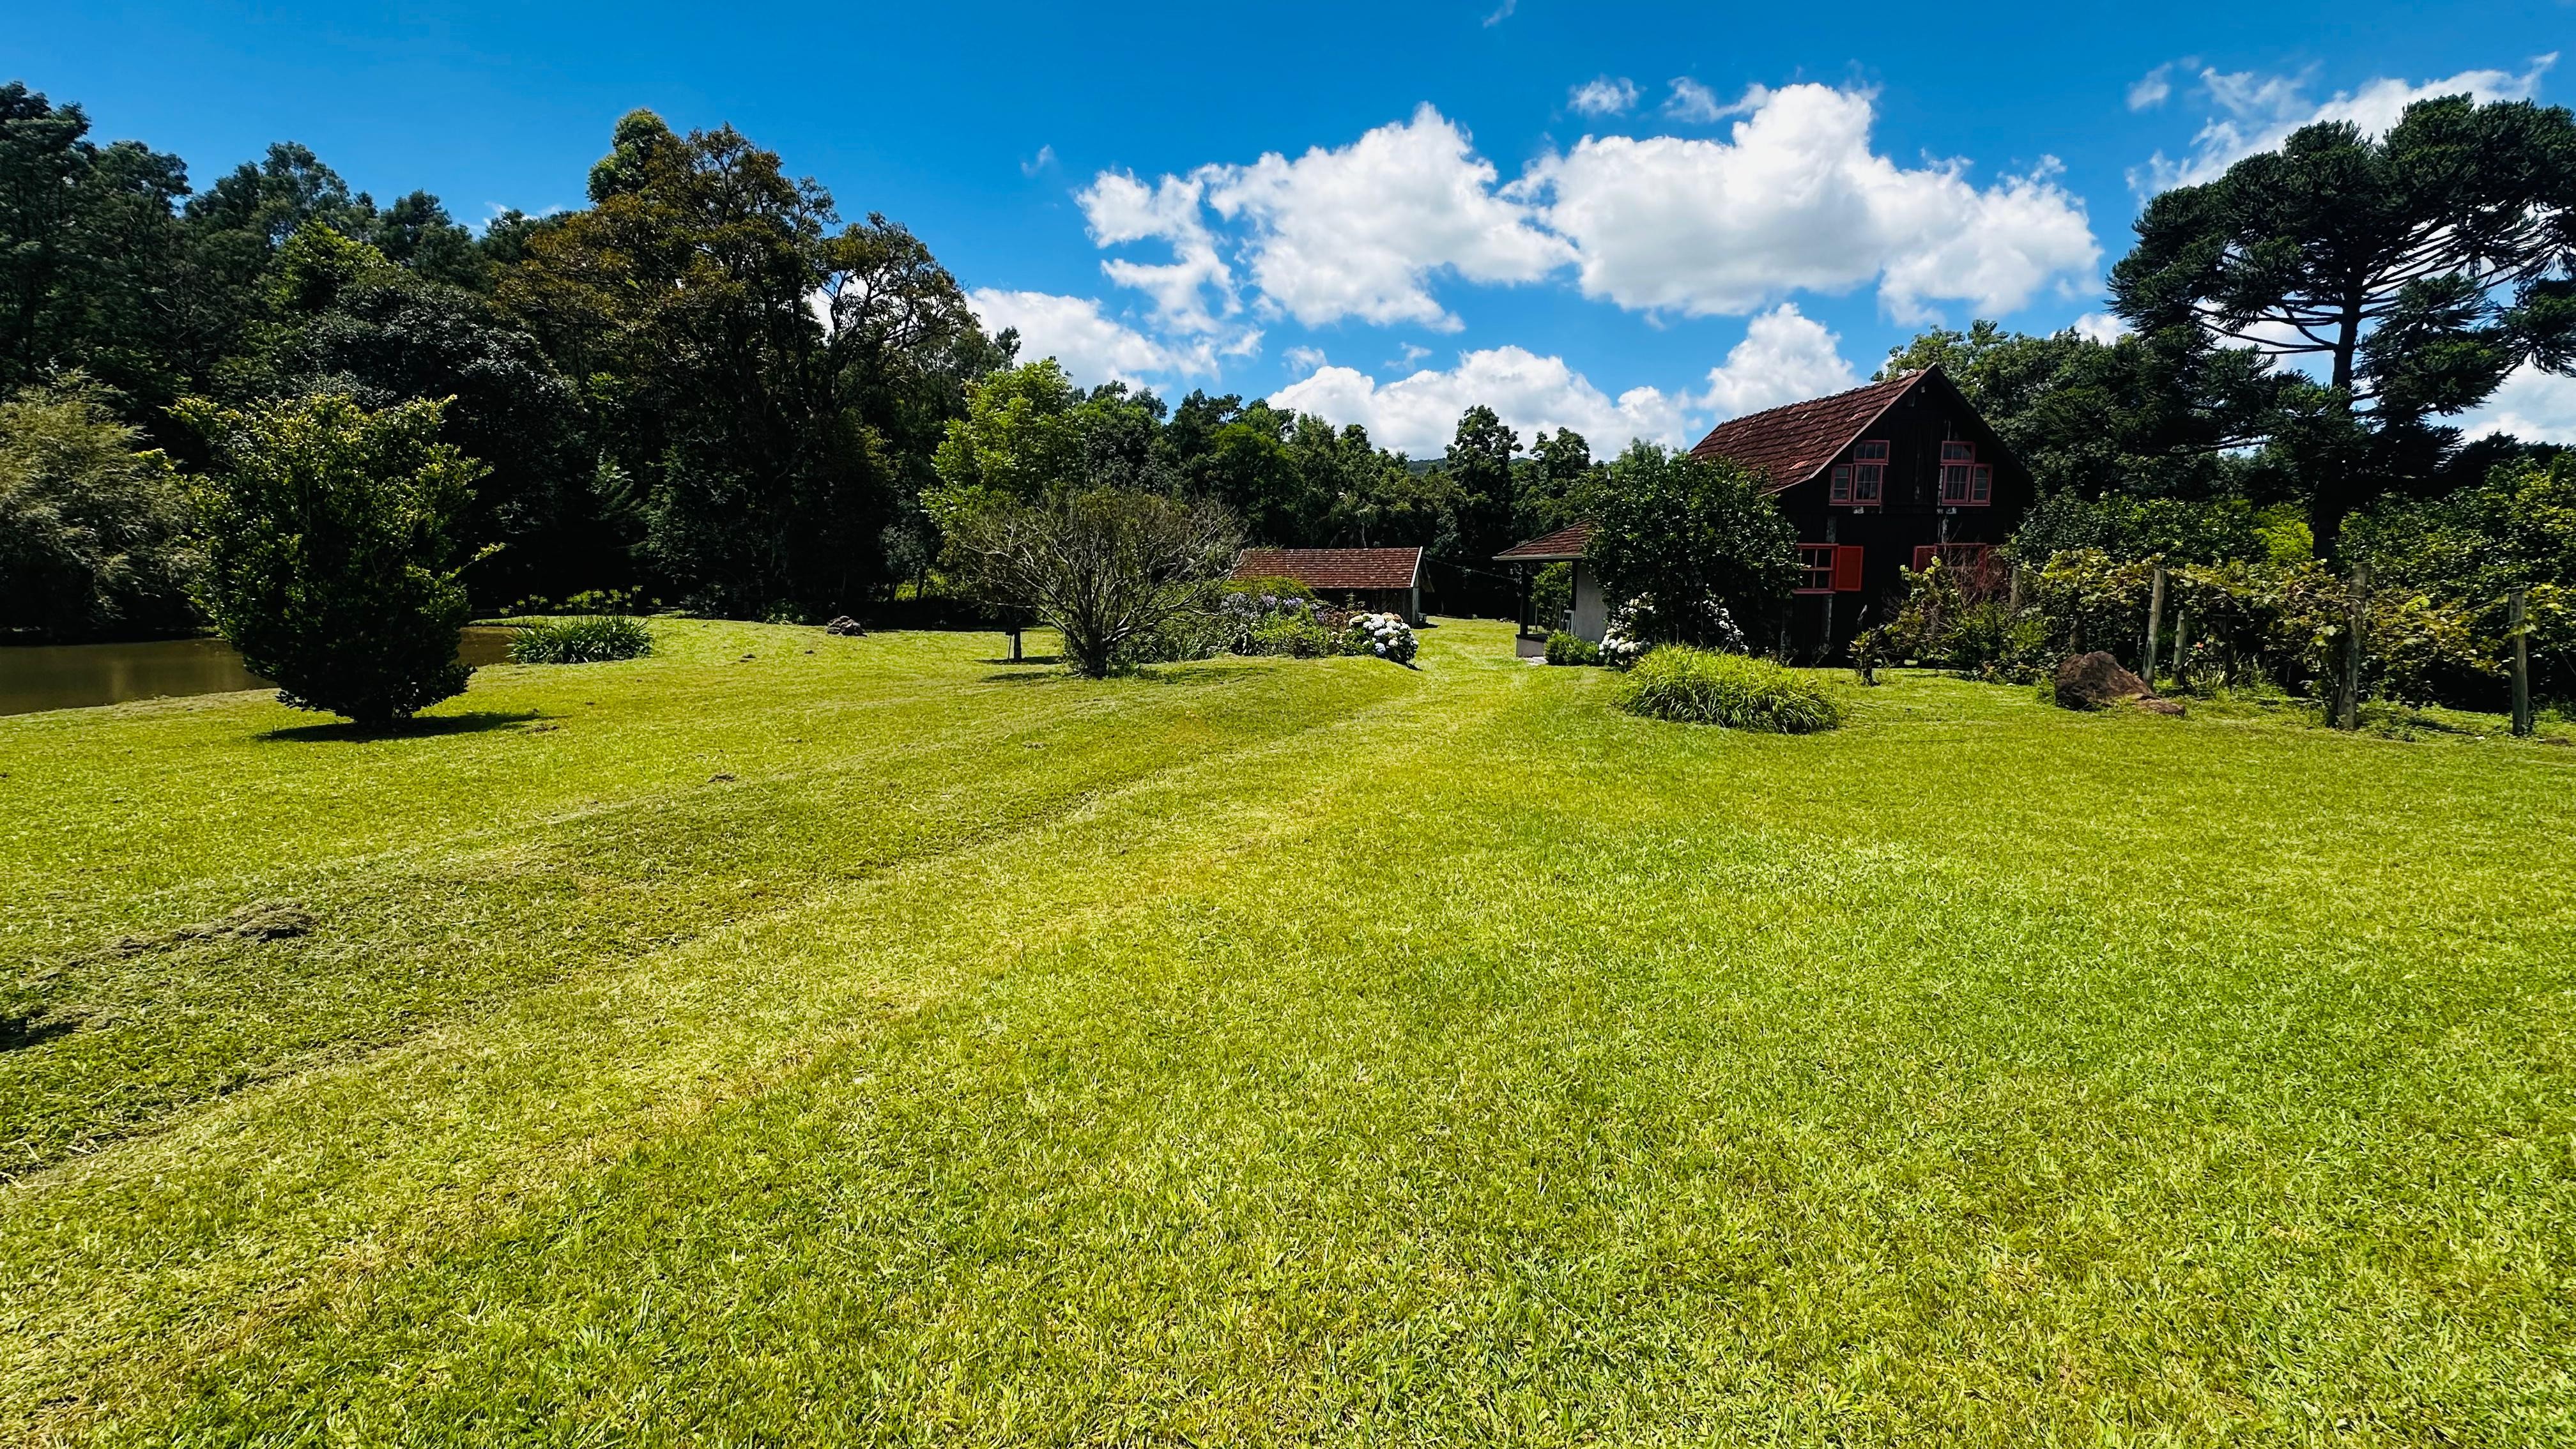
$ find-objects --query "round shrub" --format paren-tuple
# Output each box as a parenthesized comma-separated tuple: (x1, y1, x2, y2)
(180, 392, 484, 725)
(1614, 647, 1843, 732)
(1342, 612, 1418, 665)
(508, 614, 653, 664)
(1544, 630, 1601, 666)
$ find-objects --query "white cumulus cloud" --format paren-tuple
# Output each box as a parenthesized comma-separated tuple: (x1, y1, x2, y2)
(2459, 364, 2576, 444)
(1690, 305, 1859, 420)
(968, 289, 1226, 388)
(2138, 54, 2557, 190)
(2072, 311, 2126, 344)
(1269, 346, 1699, 456)
(1201, 104, 1574, 330)
(1568, 76, 1639, 117)
(1076, 171, 1239, 337)
(1515, 82, 2099, 323)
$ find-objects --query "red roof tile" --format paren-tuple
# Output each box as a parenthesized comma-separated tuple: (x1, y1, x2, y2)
(1493, 523, 1593, 561)
(1687, 371, 1928, 490)
(1232, 547, 1422, 590)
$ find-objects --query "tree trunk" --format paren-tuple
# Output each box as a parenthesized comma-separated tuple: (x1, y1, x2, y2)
(2315, 302, 2366, 562)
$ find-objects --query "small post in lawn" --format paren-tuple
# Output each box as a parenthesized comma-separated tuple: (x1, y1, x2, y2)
(2339, 563, 2369, 731)
(2510, 585, 2533, 738)
(2142, 563, 2166, 686)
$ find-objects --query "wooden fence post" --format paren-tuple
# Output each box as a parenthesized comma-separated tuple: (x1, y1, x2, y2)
(2510, 586, 2533, 739)
(2339, 564, 2368, 731)
(2173, 611, 2190, 691)
(2142, 564, 2166, 685)
(2007, 562, 2025, 617)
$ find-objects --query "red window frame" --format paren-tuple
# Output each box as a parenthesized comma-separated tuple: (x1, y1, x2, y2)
(1938, 441, 1993, 506)
(1849, 440, 1887, 506)
(1797, 544, 1864, 594)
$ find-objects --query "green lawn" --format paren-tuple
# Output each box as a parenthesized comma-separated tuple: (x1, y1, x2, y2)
(3, 618, 2570, 1445)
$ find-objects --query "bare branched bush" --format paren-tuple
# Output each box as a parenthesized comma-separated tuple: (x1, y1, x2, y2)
(942, 489, 1240, 676)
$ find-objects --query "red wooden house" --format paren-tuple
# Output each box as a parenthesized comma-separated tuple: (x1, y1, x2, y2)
(1496, 366, 2029, 657)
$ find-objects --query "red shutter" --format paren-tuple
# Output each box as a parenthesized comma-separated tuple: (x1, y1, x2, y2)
(1833, 545, 1865, 592)
(1912, 545, 1935, 572)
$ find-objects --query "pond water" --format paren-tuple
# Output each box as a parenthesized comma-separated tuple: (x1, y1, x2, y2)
(0, 629, 519, 717)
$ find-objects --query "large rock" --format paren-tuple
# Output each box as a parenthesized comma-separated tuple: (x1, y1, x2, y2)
(2054, 652, 2150, 711)
(822, 615, 867, 637)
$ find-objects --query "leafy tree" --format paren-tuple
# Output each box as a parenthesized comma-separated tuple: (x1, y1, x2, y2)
(1515, 426, 1595, 538)
(1444, 404, 1518, 555)
(178, 392, 487, 724)
(501, 111, 995, 616)
(2112, 94, 2576, 555)
(264, 224, 597, 600)
(0, 84, 194, 417)
(931, 359, 1091, 502)
(0, 376, 199, 639)
(1581, 443, 1798, 647)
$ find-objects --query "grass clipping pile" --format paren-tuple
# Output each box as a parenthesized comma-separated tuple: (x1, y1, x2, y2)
(1614, 647, 1843, 733)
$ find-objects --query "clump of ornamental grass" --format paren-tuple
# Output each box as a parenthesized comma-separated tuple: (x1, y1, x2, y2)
(1613, 646, 1842, 732)
(508, 614, 653, 665)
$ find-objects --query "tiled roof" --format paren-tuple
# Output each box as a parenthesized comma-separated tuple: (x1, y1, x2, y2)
(1687, 371, 1928, 489)
(1232, 546, 1422, 590)
(1493, 523, 1593, 562)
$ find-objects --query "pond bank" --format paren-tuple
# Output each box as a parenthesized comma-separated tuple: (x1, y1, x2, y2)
(0, 628, 518, 717)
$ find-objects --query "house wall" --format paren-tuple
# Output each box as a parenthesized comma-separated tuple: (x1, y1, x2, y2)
(1315, 587, 1423, 623)
(1767, 383, 2032, 659)
(1570, 562, 1609, 643)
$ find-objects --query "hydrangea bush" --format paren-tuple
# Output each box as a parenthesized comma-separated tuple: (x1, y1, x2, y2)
(1598, 606, 1650, 670)
(1343, 612, 1418, 665)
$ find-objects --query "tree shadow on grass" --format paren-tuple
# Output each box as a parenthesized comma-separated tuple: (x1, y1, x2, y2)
(257, 710, 546, 743)
(1, 1015, 79, 1053)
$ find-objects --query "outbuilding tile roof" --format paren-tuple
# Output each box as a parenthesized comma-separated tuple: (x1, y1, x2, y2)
(1492, 523, 1593, 562)
(1232, 547, 1423, 590)
(1687, 371, 1928, 489)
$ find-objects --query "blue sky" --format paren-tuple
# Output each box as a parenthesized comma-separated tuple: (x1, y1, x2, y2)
(11, 1, 2573, 452)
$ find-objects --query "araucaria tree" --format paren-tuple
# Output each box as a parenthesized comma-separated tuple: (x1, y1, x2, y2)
(179, 392, 487, 724)
(2113, 94, 2576, 556)
(1582, 443, 1799, 647)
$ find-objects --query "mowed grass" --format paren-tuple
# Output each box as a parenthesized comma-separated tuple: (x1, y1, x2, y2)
(1, 619, 2570, 1445)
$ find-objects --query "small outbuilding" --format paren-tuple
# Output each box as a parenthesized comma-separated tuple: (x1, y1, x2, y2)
(1494, 524, 1602, 657)
(1231, 547, 1425, 624)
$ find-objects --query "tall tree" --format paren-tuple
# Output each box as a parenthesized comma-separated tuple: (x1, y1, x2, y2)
(501, 110, 995, 615)
(1515, 426, 1595, 537)
(2112, 94, 2576, 555)
(263, 224, 595, 601)
(0, 84, 193, 415)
